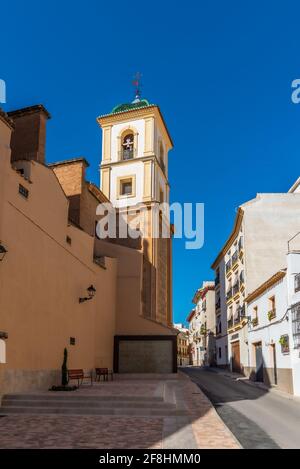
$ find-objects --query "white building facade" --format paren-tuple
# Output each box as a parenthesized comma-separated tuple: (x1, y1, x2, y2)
(246, 248, 300, 396)
(187, 281, 216, 366)
(212, 183, 300, 374)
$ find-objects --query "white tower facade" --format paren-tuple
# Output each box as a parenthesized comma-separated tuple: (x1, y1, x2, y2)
(97, 98, 173, 325)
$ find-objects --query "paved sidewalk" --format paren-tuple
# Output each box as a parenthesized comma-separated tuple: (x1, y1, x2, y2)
(0, 373, 239, 449)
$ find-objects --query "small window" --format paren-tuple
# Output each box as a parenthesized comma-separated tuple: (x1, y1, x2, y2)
(70, 337, 76, 346)
(269, 296, 276, 312)
(120, 179, 133, 196)
(159, 189, 164, 203)
(66, 236, 72, 245)
(19, 184, 29, 199)
(159, 141, 165, 171)
(218, 347, 222, 358)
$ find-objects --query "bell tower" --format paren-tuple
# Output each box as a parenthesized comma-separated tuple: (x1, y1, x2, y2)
(97, 93, 173, 326)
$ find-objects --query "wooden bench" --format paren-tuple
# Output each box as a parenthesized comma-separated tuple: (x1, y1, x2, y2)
(68, 369, 93, 387)
(95, 368, 113, 382)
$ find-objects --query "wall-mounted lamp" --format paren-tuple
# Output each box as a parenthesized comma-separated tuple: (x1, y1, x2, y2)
(79, 284, 96, 304)
(0, 244, 7, 262)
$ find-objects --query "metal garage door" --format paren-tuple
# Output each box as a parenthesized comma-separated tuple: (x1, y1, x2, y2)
(114, 336, 177, 373)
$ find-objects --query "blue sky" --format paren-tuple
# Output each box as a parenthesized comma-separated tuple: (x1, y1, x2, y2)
(1, 1, 300, 324)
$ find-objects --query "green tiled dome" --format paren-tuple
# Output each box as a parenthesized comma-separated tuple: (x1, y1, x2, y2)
(111, 99, 151, 114)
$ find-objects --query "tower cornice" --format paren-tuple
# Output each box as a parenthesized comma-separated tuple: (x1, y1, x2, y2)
(97, 105, 173, 150)
(100, 154, 170, 186)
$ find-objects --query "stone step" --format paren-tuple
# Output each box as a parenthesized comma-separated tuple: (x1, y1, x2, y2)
(3, 394, 163, 402)
(0, 406, 187, 416)
(1, 399, 175, 409)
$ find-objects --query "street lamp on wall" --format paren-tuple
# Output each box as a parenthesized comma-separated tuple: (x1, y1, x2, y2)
(79, 285, 96, 304)
(0, 244, 7, 262)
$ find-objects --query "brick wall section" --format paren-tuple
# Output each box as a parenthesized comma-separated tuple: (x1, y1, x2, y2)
(51, 160, 86, 197)
(8, 105, 50, 164)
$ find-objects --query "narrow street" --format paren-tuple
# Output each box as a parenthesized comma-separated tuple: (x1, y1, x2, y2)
(183, 367, 300, 449)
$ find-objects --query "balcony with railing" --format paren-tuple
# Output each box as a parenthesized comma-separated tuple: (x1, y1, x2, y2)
(267, 308, 276, 321)
(226, 259, 232, 273)
(239, 270, 245, 285)
(295, 274, 300, 293)
(232, 281, 239, 296)
(232, 250, 238, 267)
(226, 287, 233, 301)
(216, 298, 221, 311)
(118, 148, 137, 160)
(228, 305, 246, 330)
(251, 317, 258, 327)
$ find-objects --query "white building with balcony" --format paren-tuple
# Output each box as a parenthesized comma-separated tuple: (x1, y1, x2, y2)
(187, 281, 215, 366)
(245, 244, 300, 396)
(212, 178, 300, 374)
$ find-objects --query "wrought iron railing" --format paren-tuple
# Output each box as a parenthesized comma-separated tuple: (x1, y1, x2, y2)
(295, 274, 300, 293)
(227, 317, 233, 329)
(226, 288, 233, 301)
(292, 302, 300, 349)
(118, 148, 137, 160)
(233, 305, 246, 325)
(240, 270, 245, 285)
(232, 282, 239, 296)
(232, 250, 238, 266)
(226, 260, 232, 273)
(251, 317, 258, 327)
(267, 309, 276, 321)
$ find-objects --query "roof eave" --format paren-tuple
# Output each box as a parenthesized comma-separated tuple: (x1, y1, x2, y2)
(211, 207, 244, 270)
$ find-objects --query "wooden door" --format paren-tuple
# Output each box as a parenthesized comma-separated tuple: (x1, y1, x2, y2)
(232, 341, 241, 372)
(255, 343, 264, 382)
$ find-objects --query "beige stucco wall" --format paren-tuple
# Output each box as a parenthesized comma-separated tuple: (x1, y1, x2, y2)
(94, 239, 175, 336)
(0, 151, 117, 394)
(244, 194, 300, 293)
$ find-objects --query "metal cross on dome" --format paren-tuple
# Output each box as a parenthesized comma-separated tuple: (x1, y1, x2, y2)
(132, 72, 142, 100)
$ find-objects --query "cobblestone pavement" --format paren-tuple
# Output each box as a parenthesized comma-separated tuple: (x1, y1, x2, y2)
(0, 374, 240, 449)
(0, 415, 163, 449)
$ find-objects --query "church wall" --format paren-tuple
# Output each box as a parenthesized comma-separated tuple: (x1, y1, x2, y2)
(0, 158, 117, 395)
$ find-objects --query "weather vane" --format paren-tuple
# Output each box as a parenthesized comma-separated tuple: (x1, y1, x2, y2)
(132, 72, 142, 101)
